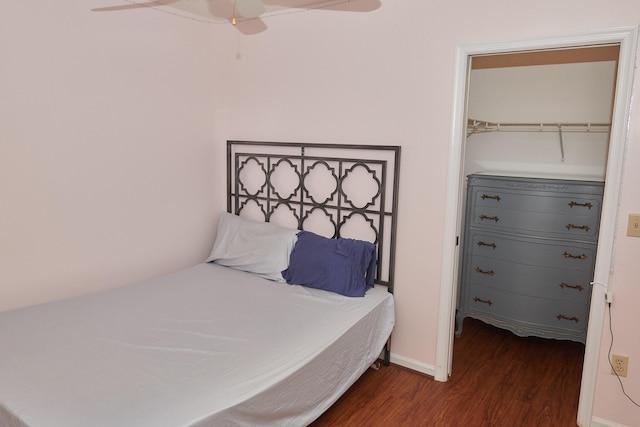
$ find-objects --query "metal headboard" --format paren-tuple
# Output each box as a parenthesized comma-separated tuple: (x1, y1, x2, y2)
(227, 140, 401, 293)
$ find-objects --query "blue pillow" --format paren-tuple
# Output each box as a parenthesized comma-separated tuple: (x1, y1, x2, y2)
(282, 231, 377, 297)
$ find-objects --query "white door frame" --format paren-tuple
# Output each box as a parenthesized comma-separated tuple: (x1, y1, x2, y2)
(435, 26, 638, 427)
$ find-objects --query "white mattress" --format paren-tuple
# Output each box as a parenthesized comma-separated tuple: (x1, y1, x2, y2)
(0, 263, 394, 427)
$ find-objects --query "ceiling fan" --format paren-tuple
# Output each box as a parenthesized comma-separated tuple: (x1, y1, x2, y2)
(92, 0, 266, 22)
(91, 1, 378, 29)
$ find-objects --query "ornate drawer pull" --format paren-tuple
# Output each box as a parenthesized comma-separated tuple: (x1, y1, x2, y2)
(562, 251, 587, 260)
(475, 267, 495, 276)
(479, 215, 499, 222)
(477, 241, 497, 249)
(473, 297, 493, 306)
(568, 201, 593, 209)
(481, 194, 501, 202)
(559, 282, 585, 292)
(556, 314, 580, 323)
(566, 223, 590, 232)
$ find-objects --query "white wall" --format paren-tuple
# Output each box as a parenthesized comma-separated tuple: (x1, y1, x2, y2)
(2, 1, 640, 425)
(0, 2, 222, 310)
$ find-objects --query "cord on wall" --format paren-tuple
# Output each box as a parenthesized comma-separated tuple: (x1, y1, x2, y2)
(607, 301, 640, 407)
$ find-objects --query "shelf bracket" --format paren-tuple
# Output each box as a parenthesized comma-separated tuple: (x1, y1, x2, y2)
(558, 124, 565, 162)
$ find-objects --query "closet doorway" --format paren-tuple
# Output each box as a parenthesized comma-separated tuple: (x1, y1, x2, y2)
(436, 27, 638, 427)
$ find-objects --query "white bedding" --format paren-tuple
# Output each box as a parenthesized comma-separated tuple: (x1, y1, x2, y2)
(0, 263, 394, 427)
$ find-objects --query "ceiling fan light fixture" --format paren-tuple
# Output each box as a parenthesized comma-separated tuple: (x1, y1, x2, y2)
(231, 0, 237, 25)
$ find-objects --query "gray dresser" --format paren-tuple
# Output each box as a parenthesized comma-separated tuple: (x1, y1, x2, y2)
(455, 174, 604, 343)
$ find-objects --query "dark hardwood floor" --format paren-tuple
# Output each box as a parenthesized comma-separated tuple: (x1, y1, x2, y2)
(311, 317, 584, 426)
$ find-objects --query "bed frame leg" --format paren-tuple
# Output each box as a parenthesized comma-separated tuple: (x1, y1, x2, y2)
(383, 338, 391, 366)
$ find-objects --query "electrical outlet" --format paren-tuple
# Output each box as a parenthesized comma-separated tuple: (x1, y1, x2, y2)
(611, 354, 629, 377)
(628, 213, 640, 237)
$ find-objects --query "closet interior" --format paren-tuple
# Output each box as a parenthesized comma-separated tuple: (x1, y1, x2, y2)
(455, 45, 620, 345)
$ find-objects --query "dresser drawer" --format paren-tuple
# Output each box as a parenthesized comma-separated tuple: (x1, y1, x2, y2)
(464, 255, 592, 304)
(468, 174, 604, 209)
(470, 185, 603, 218)
(465, 230, 597, 271)
(465, 284, 589, 336)
(468, 205, 601, 240)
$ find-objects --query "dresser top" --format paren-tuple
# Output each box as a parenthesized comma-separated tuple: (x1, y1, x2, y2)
(468, 173, 604, 195)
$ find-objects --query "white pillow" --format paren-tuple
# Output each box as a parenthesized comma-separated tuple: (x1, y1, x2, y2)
(206, 212, 299, 282)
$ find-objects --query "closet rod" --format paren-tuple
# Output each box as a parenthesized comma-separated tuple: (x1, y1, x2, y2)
(467, 119, 611, 137)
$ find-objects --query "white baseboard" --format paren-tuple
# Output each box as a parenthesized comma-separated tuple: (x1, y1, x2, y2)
(590, 417, 627, 427)
(389, 353, 436, 377)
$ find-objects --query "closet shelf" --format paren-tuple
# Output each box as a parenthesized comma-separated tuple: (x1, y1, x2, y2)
(467, 119, 611, 137)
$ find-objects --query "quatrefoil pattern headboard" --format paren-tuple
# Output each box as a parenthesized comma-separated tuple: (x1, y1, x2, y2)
(227, 141, 401, 291)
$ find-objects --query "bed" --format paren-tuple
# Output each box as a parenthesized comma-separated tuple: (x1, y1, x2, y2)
(0, 141, 401, 427)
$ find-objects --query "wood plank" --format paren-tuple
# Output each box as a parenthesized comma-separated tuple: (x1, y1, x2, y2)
(472, 45, 620, 69)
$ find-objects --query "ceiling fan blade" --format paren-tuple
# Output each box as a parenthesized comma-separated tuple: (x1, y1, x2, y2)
(235, 0, 266, 18)
(91, 0, 180, 12)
